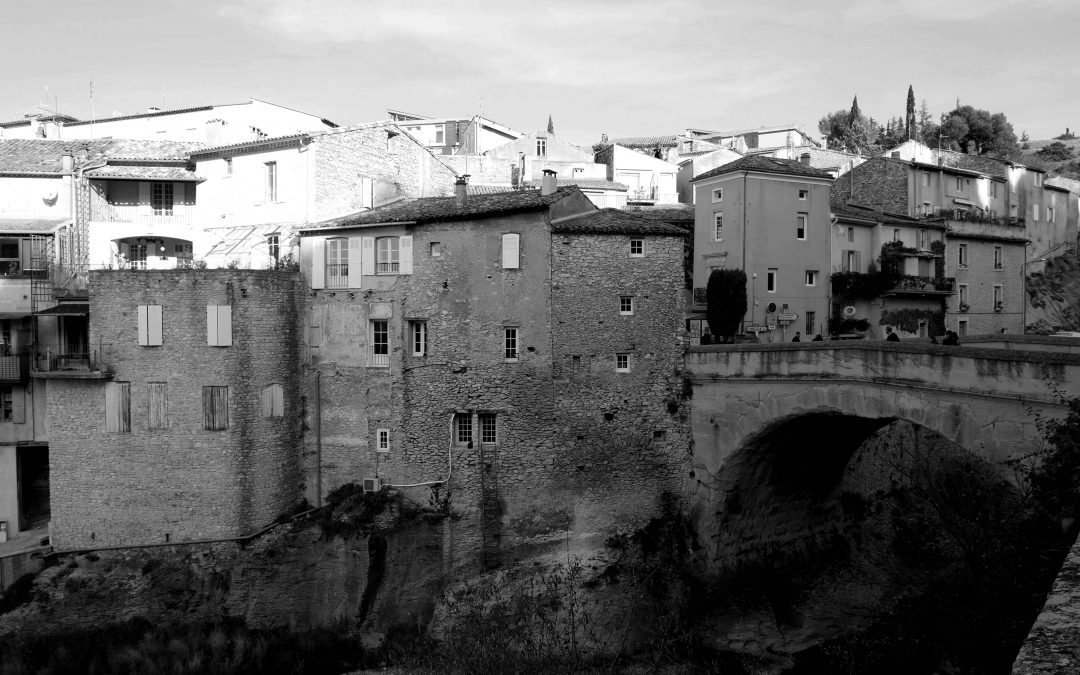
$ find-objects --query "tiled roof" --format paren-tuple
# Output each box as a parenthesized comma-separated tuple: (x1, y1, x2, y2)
(64, 105, 214, 127)
(189, 133, 309, 157)
(524, 178, 628, 191)
(692, 155, 834, 182)
(832, 204, 928, 226)
(0, 218, 68, 233)
(622, 204, 695, 227)
(0, 139, 200, 174)
(303, 186, 581, 230)
(85, 165, 202, 181)
(607, 135, 679, 148)
(466, 184, 517, 196)
(552, 209, 688, 236)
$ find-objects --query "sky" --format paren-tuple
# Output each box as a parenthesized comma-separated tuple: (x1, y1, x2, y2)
(1, 0, 1075, 147)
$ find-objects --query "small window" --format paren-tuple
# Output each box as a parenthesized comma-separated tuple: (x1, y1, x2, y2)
(455, 413, 472, 444)
(713, 211, 723, 241)
(480, 413, 497, 444)
(993, 246, 1003, 270)
(846, 227, 854, 243)
(1033, 204, 1040, 221)
(958, 319, 968, 336)
(711, 187, 723, 203)
(766, 268, 777, 293)
(502, 233, 520, 269)
(410, 320, 427, 357)
(959, 284, 968, 306)
(1048, 206, 1056, 223)
(958, 244, 968, 267)
(798, 189, 808, 200)
(805, 310, 816, 335)
(994, 285, 1004, 309)
(1034, 173, 1044, 187)
(261, 384, 284, 418)
(629, 239, 644, 257)
(917, 229, 929, 250)
(106, 382, 132, 433)
(267, 234, 279, 264)
(923, 172, 931, 186)
(620, 296, 634, 315)
(224, 158, 233, 176)
(0, 386, 23, 424)
(989, 181, 998, 198)
(265, 161, 278, 203)
(377, 428, 390, 452)
(893, 228, 900, 241)
(796, 213, 807, 240)
(376, 237, 400, 274)
(207, 305, 232, 346)
(434, 125, 445, 145)
(371, 320, 389, 367)
(536, 139, 547, 156)
(430, 242, 442, 257)
(504, 327, 518, 361)
(805, 270, 817, 286)
(203, 386, 229, 430)
(955, 176, 963, 191)
(138, 304, 163, 346)
(148, 382, 168, 429)
(616, 353, 631, 372)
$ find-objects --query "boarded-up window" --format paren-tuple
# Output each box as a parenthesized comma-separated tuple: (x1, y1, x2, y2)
(501, 233, 520, 269)
(148, 382, 168, 429)
(207, 305, 232, 346)
(138, 305, 163, 346)
(106, 382, 131, 433)
(203, 386, 229, 430)
(261, 384, 284, 418)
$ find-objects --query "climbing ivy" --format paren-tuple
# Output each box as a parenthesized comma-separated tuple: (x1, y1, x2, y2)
(879, 309, 945, 335)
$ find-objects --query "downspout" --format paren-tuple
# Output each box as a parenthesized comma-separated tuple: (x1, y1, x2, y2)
(315, 368, 322, 507)
(741, 171, 748, 334)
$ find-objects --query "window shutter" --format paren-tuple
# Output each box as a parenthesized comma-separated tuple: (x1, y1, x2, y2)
(217, 305, 232, 347)
(148, 305, 163, 345)
(138, 305, 149, 345)
(273, 384, 283, 416)
(309, 237, 325, 289)
(841, 250, 850, 272)
(148, 382, 168, 429)
(19, 238, 32, 272)
(361, 237, 375, 272)
(207, 306, 218, 346)
(855, 251, 861, 272)
(138, 182, 151, 220)
(106, 382, 131, 432)
(173, 182, 185, 209)
(502, 233, 520, 269)
(399, 235, 413, 274)
(203, 386, 229, 430)
(347, 237, 363, 287)
(261, 386, 274, 418)
(12, 386, 25, 424)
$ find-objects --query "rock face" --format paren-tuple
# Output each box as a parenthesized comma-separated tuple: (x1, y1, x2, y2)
(1013, 537, 1080, 674)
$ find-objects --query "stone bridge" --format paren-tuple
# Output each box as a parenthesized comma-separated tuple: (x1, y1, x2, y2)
(686, 341, 1080, 572)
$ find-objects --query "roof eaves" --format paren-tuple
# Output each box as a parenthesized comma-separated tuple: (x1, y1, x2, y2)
(65, 105, 216, 126)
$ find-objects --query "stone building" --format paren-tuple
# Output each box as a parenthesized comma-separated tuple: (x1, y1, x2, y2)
(298, 179, 689, 566)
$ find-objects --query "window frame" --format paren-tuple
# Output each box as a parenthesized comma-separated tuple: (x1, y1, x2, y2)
(993, 246, 1003, 270)
(409, 320, 427, 357)
(325, 237, 349, 288)
(766, 268, 777, 293)
(616, 353, 630, 373)
(267, 234, 279, 263)
(804, 270, 817, 287)
(798, 189, 808, 200)
(376, 428, 390, 453)
(796, 212, 808, 240)
(958, 243, 968, 267)
(265, 161, 278, 203)
(504, 326, 519, 361)
(376, 236, 400, 274)
(958, 284, 969, 307)
(711, 187, 723, 203)
(536, 138, 547, 156)
(994, 284, 1004, 309)
(846, 226, 854, 243)
(619, 296, 634, 315)
(629, 238, 644, 257)
(480, 413, 497, 444)
(371, 319, 389, 367)
(713, 211, 723, 241)
(455, 413, 472, 444)
(151, 182, 174, 217)
(106, 381, 132, 433)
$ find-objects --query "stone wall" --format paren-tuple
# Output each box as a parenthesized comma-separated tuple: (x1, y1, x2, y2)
(439, 154, 515, 186)
(947, 237, 1026, 335)
(48, 270, 304, 548)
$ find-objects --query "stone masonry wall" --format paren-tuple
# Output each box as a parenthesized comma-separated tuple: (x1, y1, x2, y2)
(831, 157, 909, 214)
(947, 238, 1026, 335)
(440, 154, 515, 186)
(49, 270, 303, 548)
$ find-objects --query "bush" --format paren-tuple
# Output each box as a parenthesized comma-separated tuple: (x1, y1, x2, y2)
(705, 269, 747, 343)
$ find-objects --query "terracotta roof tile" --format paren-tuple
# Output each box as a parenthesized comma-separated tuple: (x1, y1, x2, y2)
(0, 139, 200, 174)
(692, 155, 834, 182)
(0, 218, 68, 233)
(523, 178, 628, 191)
(552, 208, 688, 235)
(84, 165, 202, 181)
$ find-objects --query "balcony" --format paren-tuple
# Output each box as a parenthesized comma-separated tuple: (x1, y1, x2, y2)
(883, 275, 956, 296)
(31, 344, 114, 379)
(917, 207, 1023, 227)
(89, 202, 194, 227)
(325, 264, 349, 288)
(627, 187, 679, 203)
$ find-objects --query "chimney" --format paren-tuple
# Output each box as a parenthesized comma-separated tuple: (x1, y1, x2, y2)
(147, 106, 162, 114)
(799, 153, 811, 166)
(61, 154, 73, 172)
(541, 169, 557, 196)
(454, 174, 469, 207)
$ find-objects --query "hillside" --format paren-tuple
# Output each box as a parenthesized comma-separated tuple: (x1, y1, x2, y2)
(1021, 136, 1080, 178)
(1027, 244, 1080, 332)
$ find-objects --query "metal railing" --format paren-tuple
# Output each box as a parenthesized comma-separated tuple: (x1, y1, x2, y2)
(88, 202, 194, 226)
(627, 187, 679, 202)
(917, 207, 1024, 227)
(325, 264, 349, 288)
(370, 352, 389, 367)
(31, 344, 112, 375)
(889, 275, 956, 293)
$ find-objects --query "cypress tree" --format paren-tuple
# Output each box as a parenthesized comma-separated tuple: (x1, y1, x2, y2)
(906, 85, 917, 140)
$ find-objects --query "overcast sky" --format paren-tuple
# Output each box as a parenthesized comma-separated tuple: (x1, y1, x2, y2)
(2, 0, 1073, 146)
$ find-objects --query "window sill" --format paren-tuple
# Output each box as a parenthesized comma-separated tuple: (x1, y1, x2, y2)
(629, 254, 645, 259)
(504, 358, 519, 363)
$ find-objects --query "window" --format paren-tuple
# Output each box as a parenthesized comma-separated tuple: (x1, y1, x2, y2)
(844, 250, 860, 272)
(955, 176, 963, 191)
(480, 413, 497, 444)
(713, 211, 723, 241)
(923, 172, 931, 186)
(148, 382, 168, 429)
(994, 285, 1004, 309)
(371, 320, 389, 367)
(989, 181, 998, 198)
(267, 234, 279, 263)
(203, 386, 229, 430)
(224, 158, 233, 176)
(629, 239, 644, 257)
(151, 183, 174, 216)
(0, 386, 24, 423)
(796, 213, 807, 240)
(798, 189, 808, 200)
(175, 243, 193, 261)
(410, 320, 427, 356)
(1048, 206, 1056, 223)
(917, 229, 929, 250)
(616, 353, 630, 372)
(959, 284, 968, 307)
(893, 228, 900, 241)
(326, 238, 349, 288)
(137, 304, 163, 346)
(430, 242, 442, 257)
(501, 233, 520, 269)
(804, 270, 817, 286)
(536, 139, 547, 156)
(1033, 204, 1040, 221)
(0, 387, 10, 422)
(958, 243, 968, 267)
(711, 188, 723, 203)
(1034, 172, 1044, 187)
(0, 238, 23, 275)
(958, 319, 968, 336)
(620, 296, 634, 315)
(504, 327, 518, 361)
(847, 227, 854, 243)
(129, 244, 148, 269)
(265, 162, 277, 202)
(207, 305, 232, 346)
(455, 413, 472, 444)
(805, 311, 816, 335)
(766, 268, 777, 293)
(434, 125, 445, 145)
(106, 382, 131, 433)
(376, 237, 399, 274)
(261, 384, 284, 418)
(377, 428, 390, 452)
(993, 246, 1003, 270)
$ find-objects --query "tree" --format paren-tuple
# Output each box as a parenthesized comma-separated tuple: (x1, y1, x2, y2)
(1036, 141, 1075, 161)
(939, 105, 1020, 158)
(819, 100, 880, 154)
(849, 96, 862, 126)
(547, 114, 555, 135)
(905, 86, 916, 140)
(918, 99, 938, 145)
(881, 116, 908, 151)
(819, 110, 851, 149)
(706, 269, 747, 343)
(1020, 130, 1031, 150)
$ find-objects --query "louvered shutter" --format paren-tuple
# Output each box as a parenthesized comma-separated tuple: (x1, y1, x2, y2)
(148, 305, 163, 345)
(399, 235, 413, 275)
(217, 306, 232, 346)
(12, 386, 25, 424)
(309, 237, 325, 289)
(855, 251, 862, 273)
(138, 305, 149, 345)
(502, 233, 520, 269)
(138, 182, 151, 222)
(361, 237, 375, 272)
(347, 237, 363, 287)
(148, 382, 168, 429)
(207, 306, 218, 345)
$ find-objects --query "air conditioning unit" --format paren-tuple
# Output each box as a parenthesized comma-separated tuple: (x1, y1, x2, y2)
(362, 477, 383, 493)
(843, 305, 857, 317)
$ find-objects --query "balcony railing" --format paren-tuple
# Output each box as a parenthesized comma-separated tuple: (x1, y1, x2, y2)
(89, 202, 194, 226)
(627, 188, 679, 203)
(886, 275, 956, 294)
(31, 344, 113, 378)
(0, 353, 29, 381)
(326, 264, 349, 288)
(370, 352, 389, 367)
(917, 207, 1024, 227)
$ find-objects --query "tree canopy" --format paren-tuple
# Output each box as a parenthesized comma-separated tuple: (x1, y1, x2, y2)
(706, 269, 747, 342)
(938, 106, 1020, 158)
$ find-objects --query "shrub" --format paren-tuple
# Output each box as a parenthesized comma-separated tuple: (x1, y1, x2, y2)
(705, 269, 747, 343)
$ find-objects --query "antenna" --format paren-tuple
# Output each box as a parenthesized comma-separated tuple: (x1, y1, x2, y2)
(89, 81, 95, 140)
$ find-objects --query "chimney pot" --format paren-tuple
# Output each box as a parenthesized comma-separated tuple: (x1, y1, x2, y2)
(800, 153, 811, 166)
(61, 154, 73, 172)
(455, 174, 469, 207)
(541, 169, 557, 196)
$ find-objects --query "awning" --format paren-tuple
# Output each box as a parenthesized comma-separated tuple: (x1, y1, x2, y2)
(35, 303, 89, 316)
(953, 198, 974, 206)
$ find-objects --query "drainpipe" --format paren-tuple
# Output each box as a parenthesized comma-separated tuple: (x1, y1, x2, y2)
(315, 368, 322, 507)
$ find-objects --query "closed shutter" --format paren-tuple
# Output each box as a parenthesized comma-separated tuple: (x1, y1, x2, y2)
(19, 238, 32, 272)
(361, 237, 375, 272)
(855, 251, 861, 273)
(347, 237, 363, 287)
(148, 382, 168, 429)
(138, 305, 163, 346)
(841, 250, 851, 272)
(309, 237, 325, 289)
(207, 305, 232, 346)
(502, 233, 520, 269)
(203, 386, 229, 430)
(173, 182, 185, 211)
(399, 235, 413, 275)
(138, 182, 151, 222)
(138, 305, 149, 345)
(106, 382, 131, 433)
(261, 384, 284, 417)
(12, 386, 25, 424)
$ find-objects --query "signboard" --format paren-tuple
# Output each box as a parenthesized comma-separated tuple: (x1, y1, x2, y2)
(767, 321, 777, 330)
(746, 325, 769, 333)
(778, 312, 799, 322)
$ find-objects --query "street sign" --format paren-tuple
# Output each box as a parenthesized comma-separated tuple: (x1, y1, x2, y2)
(767, 321, 777, 330)
(778, 312, 799, 322)
(746, 325, 769, 332)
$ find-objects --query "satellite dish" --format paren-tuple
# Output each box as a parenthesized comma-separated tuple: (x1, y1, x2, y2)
(843, 305, 857, 317)
(767, 302, 777, 314)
